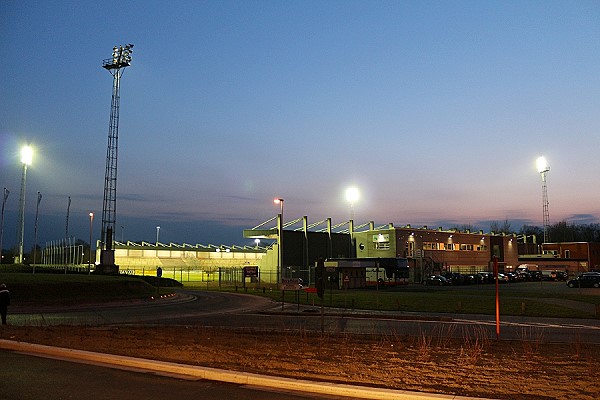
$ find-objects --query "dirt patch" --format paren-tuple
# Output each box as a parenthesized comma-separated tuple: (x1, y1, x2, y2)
(1, 325, 598, 399)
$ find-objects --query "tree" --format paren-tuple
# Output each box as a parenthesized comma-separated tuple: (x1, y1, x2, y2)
(490, 219, 513, 234)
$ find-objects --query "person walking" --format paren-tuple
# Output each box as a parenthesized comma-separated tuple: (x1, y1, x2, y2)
(0, 283, 10, 325)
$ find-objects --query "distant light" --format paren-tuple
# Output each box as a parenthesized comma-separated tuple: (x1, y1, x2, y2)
(21, 146, 33, 166)
(345, 187, 360, 204)
(536, 156, 549, 173)
(274, 198, 283, 205)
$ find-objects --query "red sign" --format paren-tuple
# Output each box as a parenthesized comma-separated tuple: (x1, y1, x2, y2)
(304, 287, 318, 293)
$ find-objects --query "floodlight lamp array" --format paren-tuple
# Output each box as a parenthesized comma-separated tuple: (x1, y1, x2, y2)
(103, 44, 134, 69)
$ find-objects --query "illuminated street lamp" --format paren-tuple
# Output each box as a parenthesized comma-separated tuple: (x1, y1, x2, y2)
(156, 226, 160, 245)
(536, 156, 550, 243)
(16, 145, 33, 264)
(274, 198, 284, 284)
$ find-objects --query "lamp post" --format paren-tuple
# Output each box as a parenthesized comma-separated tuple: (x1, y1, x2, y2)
(89, 212, 94, 274)
(16, 145, 33, 264)
(536, 156, 550, 243)
(0, 188, 9, 266)
(156, 226, 160, 245)
(274, 198, 284, 284)
(33, 192, 42, 273)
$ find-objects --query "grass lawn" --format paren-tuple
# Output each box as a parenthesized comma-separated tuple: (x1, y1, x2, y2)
(0, 269, 172, 305)
(184, 280, 600, 319)
(2, 266, 598, 318)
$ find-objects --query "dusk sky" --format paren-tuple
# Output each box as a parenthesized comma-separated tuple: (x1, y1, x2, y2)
(1, 1, 599, 250)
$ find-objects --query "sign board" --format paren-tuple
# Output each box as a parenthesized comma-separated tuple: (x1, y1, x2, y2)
(373, 233, 390, 242)
(304, 287, 318, 293)
(280, 278, 302, 291)
(243, 266, 259, 277)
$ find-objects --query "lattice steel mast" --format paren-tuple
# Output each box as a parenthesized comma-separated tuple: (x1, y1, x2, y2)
(99, 44, 133, 272)
(536, 156, 550, 243)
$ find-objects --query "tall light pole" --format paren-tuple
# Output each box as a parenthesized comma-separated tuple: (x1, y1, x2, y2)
(536, 156, 550, 243)
(16, 145, 33, 264)
(345, 187, 360, 257)
(345, 187, 360, 221)
(274, 198, 284, 284)
(33, 191, 42, 272)
(0, 188, 9, 266)
(89, 212, 94, 274)
(99, 43, 133, 274)
(156, 226, 160, 245)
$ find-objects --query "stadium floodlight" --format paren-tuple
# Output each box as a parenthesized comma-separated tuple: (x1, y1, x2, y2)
(536, 156, 550, 243)
(16, 145, 33, 263)
(345, 187, 360, 221)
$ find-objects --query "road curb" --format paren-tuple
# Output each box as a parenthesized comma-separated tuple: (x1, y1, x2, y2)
(0, 339, 492, 400)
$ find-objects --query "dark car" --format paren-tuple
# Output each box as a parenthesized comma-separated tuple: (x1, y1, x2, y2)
(442, 272, 465, 285)
(553, 271, 568, 281)
(423, 275, 451, 286)
(567, 274, 600, 288)
(478, 272, 494, 283)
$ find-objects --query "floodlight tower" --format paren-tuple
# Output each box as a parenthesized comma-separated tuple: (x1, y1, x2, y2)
(99, 44, 133, 273)
(16, 146, 32, 264)
(536, 156, 550, 243)
(345, 187, 360, 221)
(345, 187, 360, 257)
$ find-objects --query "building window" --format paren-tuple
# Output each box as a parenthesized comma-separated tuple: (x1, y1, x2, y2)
(424, 242, 441, 250)
(406, 241, 415, 258)
(460, 244, 473, 251)
(565, 250, 571, 259)
(446, 243, 456, 251)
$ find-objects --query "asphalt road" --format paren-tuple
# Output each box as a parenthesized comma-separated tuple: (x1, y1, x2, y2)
(9, 288, 600, 344)
(0, 349, 351, 400)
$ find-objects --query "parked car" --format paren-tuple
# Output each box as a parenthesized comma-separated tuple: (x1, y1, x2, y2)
(442, 272, 465, 285)
(478, 272, 494, 283)
(529, 271, 543, 281)
(553, 271, 568, 281)
(567, 274, 600, 288)
(423, 275, 451, 286)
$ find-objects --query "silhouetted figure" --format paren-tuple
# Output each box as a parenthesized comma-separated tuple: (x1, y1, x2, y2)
(0, 283, 10, 325)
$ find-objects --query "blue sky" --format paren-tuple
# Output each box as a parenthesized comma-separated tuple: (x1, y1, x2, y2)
(1, 1, 599, 249)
